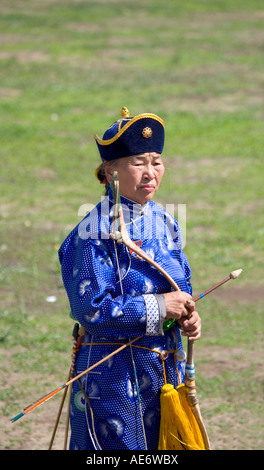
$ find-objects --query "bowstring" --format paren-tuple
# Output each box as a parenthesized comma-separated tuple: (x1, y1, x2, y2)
(111, 172, 148, 449)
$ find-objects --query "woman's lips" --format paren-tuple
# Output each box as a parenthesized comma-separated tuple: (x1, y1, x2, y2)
(140, 184, 155, 192)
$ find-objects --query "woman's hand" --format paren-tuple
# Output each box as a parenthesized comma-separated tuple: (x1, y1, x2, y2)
(178, 309, 201, 341)
(163, 291, 202, 341)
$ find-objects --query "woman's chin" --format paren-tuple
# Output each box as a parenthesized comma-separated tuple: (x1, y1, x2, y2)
(140, 187, 156, 202)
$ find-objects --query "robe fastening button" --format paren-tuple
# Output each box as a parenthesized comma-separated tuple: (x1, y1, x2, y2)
(174, 349, 186, 362)
(160, 350, 169, 360)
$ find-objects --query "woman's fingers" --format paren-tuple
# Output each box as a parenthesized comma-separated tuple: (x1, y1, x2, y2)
(164, 291, 193, 319)
(179, 310, 202, 341)
(185, 298, 195, 317)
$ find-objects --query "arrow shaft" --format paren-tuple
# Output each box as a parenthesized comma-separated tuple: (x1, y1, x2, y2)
(11, 336, 141, 422)
(193, 275, 232, 302)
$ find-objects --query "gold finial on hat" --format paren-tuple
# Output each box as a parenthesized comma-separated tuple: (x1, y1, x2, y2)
(121, 107, 130, 118)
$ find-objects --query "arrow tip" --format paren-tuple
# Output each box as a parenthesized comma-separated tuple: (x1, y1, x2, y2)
(230, 268, 243, 279)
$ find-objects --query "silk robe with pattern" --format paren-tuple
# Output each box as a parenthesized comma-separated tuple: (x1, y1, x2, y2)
(59, 188, 192, 450)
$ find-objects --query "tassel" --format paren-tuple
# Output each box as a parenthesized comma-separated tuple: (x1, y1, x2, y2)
(158, 384, 206, 450)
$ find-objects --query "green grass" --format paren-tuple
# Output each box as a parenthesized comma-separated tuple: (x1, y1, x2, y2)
(1, 0, 263, 450)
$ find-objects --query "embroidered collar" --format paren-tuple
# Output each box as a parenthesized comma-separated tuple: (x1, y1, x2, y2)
(108, 187, 149, 221)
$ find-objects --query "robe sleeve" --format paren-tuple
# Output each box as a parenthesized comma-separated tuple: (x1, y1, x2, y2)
(59, 235, 164, 339)
(181, 252, 192, 296)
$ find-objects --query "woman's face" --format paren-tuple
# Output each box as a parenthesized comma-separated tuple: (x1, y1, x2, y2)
(105, 152, 165, 205)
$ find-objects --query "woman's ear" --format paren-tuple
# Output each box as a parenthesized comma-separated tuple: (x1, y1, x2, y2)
(104, 163, 112, 183)
(104, 161, 117, 184)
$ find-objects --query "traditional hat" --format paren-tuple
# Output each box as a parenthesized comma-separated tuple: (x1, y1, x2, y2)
(94, 107, 165, 162)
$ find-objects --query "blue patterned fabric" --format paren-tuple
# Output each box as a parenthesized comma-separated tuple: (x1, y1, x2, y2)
(59, 188, 192, 450)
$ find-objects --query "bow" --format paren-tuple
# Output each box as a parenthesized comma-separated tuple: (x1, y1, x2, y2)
(109, 171, 211, 448)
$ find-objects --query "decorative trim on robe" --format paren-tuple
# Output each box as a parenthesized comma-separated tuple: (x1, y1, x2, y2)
(143, 294, 166, 336)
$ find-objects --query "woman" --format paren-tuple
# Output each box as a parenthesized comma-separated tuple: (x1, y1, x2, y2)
(59, 107, 201, 450)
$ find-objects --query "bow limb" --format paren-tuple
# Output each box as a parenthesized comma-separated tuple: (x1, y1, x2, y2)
(112, 180, 196, 359)
(109, 171, 180, 291)
(117, 206, 180, 291)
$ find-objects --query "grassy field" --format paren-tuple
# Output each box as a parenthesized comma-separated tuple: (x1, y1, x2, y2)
(1, 0, 263, 450)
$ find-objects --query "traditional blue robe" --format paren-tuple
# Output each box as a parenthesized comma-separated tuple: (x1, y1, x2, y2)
(59, 188, 192, 450)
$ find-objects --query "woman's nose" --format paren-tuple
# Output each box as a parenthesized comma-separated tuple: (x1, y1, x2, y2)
(143, 165, 155, 179)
